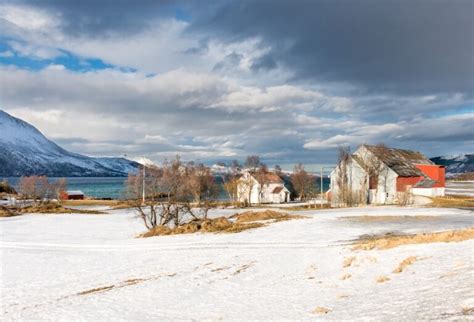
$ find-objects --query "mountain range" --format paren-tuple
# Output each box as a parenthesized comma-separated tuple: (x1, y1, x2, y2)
(0, 110, 140, 177)
(430, 154, 474, 177)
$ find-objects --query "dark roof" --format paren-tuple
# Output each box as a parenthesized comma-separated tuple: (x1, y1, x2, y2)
(251, 171, 284, 184)
(272, 186, 284, 194)
(362, 145, 433, 177)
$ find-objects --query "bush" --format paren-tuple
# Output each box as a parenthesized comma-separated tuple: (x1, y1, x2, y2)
(0, 180, 16, 194)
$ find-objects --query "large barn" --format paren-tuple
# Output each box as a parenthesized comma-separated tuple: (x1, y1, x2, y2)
(330, 145, 445, 205)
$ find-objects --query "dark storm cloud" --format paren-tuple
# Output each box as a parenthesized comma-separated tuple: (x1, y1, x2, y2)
(192, 0, 474, 95)
(7, 0, 191, 36)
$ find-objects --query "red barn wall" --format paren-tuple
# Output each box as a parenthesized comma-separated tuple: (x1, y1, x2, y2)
(415, 164, 446, 188)
(396, 176, 423, 192)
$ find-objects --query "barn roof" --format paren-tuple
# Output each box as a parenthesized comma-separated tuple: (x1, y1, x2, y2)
(361, 145, 433, 177)
(67, 190, 84, 196)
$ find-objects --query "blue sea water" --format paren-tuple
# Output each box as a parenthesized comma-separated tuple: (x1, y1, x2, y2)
(2, 176, 330, 200)
(2, 177, 128, 199)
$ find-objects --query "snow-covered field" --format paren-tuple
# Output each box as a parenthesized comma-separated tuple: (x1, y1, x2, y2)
(1, 206, 473, 320)
(446, 181, 474, 197)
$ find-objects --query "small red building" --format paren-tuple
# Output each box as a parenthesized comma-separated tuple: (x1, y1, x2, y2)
(60, 190, 85, 200)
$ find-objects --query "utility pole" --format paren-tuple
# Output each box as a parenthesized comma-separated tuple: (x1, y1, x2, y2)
(142, 164, 146, 204)
(319, 166, 335, 208)
(320, 167, 323, 209)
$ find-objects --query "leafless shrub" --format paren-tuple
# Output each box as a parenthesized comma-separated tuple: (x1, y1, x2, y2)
(126, 156, 219, 231)
(291, 163, 317, 201)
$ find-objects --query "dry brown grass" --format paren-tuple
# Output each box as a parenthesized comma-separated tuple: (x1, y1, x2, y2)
(376, 276, 390, 283)
(140, 217, 265, 237)
(430, 196, 474, 208)
(21, 203, 105, 215)
(462, 307, 474, 315)
(393, 256, 417, 273)
(353, 227, 474, 250)
(340, 273, 352, 280)
(63, 199, 121, 207)
(0, 206, 19, 217)
(231, 210, 307, 223)
(343, 256, 356, 268)
(341, 215, 439, 223)
(312, 307, 331, 314)
(141, 211, 305, 238)
(282, 204, 331, 211)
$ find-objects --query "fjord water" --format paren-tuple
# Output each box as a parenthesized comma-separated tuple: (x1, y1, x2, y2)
(3, 177, 128, 199)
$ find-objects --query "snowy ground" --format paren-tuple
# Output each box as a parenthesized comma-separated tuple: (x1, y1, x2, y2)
(446, 181, 474, 197)
(1, 206, 473, 320)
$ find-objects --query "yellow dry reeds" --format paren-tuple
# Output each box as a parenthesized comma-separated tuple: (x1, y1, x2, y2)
(312, 307, 331, 314)
(393, 256, 417, 273)
(231, 210, 306, 223)
(376, 276, 390, 283)
(343, 256, 356, 268)
(140, 217, 264, 237)
(353, 227, 474, 250)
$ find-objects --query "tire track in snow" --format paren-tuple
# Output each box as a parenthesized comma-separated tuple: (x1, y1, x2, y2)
(0, 240, 343, 252)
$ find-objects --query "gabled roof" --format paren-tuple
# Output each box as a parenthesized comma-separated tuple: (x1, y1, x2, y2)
(361, 145, 433, 177)
(249, 171, 284, 184)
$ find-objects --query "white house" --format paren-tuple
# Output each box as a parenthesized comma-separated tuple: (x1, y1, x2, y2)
(237, 171, 290, 204)
(330, 145, 445, 206)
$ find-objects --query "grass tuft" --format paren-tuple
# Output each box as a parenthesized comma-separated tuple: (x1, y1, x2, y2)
(393, 256, 417, 273)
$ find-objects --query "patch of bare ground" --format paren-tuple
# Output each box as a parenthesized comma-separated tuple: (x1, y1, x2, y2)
(230, 210, 307, 223)
(376, 276, 390, 283)
(353, 227, 474, 250)
(141, 211, 305, 237)
(393, 256, 417, 273)
(430, 196, 474, 208)
(341, 215, 439, 223)
(340, 273, 352, 280)
(312, 307, 331, 314)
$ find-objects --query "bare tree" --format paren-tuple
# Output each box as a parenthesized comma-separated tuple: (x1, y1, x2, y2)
(255, 164, 269, 204)
(188, 163, 219, 218)
(291, 163, 316, 201)
(18, 176, 67, 205)
(245, 155, 262, 170)
(126, 156, 219, 231)
(274, 164, 282, 176)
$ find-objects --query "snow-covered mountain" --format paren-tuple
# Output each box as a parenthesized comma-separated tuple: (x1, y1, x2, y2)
(430, 154, 474, 176)
(0, 110, 140, 177)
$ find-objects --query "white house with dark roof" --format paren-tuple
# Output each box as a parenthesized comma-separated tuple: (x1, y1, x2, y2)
(237, 170, 290, 204)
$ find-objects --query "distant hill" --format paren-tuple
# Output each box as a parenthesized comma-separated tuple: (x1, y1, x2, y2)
(0, 110, 140, 177)
(430, 154, 474, 177)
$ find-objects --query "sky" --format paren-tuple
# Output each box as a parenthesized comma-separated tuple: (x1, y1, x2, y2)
(0, 0, 473, 166)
